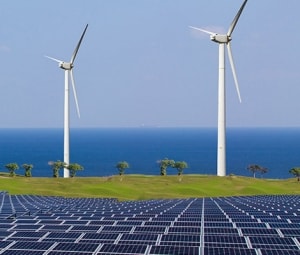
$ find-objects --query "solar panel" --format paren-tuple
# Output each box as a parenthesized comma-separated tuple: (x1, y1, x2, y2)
(240, 228, 280, 236)
(249, 236, 297, 245)
(149, 245, 199, 255)
(204, 247, 257, 255)
(98, 243, 148, 254)
(53, 242, 100, 252)
(134, 226, 167, 234)
(121, 233, 159, 241)
(260, 249, 300, 255)
(1, 250, 45, 255)
(204, 227, 239, 235)
(9, 241, 54, 250)
(168, 226, 201, 234)
(281, 229, 300, 237)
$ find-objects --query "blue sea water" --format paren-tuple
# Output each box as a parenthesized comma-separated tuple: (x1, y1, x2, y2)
(0, 127, 299, 179)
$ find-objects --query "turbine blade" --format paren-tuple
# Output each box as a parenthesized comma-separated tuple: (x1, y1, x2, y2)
(45, 55, 62, 63)
(189, 26, 215, 35)
(70, 24, 88, 64)
(70, 70, 81, 118)
(227, 0, 248, 36)
(227, 42, 242, 103)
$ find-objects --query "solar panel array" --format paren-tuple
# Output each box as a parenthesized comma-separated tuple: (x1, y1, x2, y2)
(0, 191, 299, 254)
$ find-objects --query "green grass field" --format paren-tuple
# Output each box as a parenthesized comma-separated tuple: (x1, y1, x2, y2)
(0, 175, 299, 200)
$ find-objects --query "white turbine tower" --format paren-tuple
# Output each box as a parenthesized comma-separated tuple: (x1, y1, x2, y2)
(46, 24, 88, 178)
(190, 0, 247, 177)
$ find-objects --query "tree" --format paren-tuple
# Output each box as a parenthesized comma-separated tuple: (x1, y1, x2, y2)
(116, 161, 129, 176)
(247, 164, 268, 178)
(158, 158, 175, 176)
(289, 167, 300, 181)
(173, 161, 188, 176)
(67, 163, 84, 177)
(5, 163, 19, 177)
(22, 164, 33, 177)
(49, 160, 67, 178)
(260, 167, 268, 178)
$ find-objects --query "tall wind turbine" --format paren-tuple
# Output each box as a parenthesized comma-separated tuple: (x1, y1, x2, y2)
(46, 24, 88, 178)
(190, 0, 247, 176)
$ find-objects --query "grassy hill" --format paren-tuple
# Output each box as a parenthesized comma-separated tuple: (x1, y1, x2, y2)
(0, 175, 299, 200)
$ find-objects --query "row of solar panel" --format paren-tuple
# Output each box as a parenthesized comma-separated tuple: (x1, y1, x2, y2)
(0, 241, 299, 255)
(0, 194, 299, 254)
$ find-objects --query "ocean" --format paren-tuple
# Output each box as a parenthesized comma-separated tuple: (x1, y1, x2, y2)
(0, 127, 299, 179)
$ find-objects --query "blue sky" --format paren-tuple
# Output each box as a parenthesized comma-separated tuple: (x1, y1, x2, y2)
(0, 0, 299, 128)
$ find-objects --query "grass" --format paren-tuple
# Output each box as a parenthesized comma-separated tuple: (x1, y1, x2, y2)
(0, 174, 299, 200)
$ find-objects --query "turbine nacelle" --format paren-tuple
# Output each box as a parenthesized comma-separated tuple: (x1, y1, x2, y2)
(59, 62, 73, 70)
(210, 34, 231, 44)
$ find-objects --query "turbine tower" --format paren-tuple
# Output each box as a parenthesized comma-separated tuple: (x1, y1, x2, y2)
(46, 24, 88, 178)
(190, 0, 247, 176)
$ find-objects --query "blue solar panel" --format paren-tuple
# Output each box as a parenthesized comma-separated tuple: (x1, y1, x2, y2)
(10, 241, 54, 250)
(121, 233, 159, 241)
(205, 227, 239, 235)
(204, 247, 257, 255)
(149, 245, 199, 255)
(98, 243, 148, 254)
(53, 242, 100, 252)
(9, 231, 46, 238)
(249, 236, 297, 245)
(281, 229, 300, 237)
(260, 249, 300, 255)
(240, 228, 279, 236)
(1, 250, 45, 255)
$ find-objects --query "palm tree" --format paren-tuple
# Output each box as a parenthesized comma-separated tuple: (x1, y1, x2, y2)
(5, 163, 19, 177)
(22, 164, 33, 177)
(173, 161, 188, 176)
(289, 167, 300, 181)
(116, 161, 130, 176)
(67, 163, 84, 177)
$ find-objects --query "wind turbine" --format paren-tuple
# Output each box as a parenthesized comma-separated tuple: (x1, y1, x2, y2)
(46, 24, 88, 178)
(190, 0, 247, 177)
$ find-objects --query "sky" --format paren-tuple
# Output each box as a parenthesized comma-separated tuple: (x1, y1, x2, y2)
(0, 0, 299, 128)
